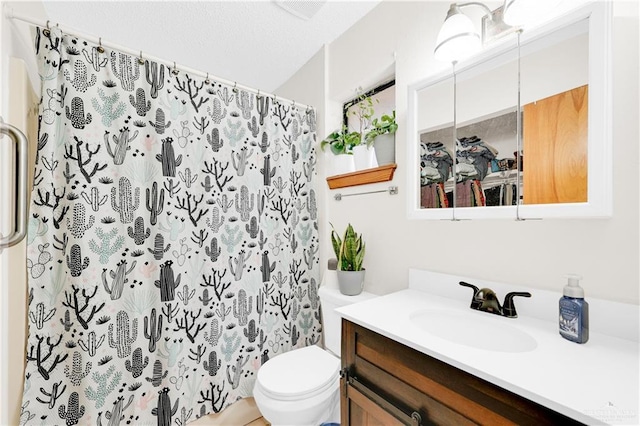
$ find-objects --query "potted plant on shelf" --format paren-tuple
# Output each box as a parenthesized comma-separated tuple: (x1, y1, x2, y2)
(320, 128, 360, 176)
(331, 223, 366, 296)
(365, 110, 397, 165)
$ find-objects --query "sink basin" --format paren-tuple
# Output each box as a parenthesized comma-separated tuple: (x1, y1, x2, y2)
(409, 309, 538, 353)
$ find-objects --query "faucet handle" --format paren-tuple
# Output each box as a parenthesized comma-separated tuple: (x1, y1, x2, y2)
(459, 281, 481, 309)
(502, 292, 531, 318)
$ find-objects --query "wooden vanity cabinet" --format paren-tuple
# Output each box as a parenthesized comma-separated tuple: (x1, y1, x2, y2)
(341, 320, 583, 426)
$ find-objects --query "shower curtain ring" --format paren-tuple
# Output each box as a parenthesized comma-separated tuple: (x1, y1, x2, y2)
(256, 89, 261, 100)
(172, 62, 179, 75)
(232, 82, 238, 93)
(97, 37, 104, 54)
(205, 73, 211, 85)
(292, 100, 296, 108)
(43, 20, 50, 36)
(138, 51, 145, 65)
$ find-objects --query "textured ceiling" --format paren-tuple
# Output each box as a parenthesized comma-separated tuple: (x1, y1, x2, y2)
(42, 0, 381, 92)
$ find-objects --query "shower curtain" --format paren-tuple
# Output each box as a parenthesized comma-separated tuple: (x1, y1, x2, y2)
(20, 26, 320, 425)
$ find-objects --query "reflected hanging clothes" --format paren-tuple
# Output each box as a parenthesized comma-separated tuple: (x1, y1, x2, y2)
(420, 182, 449, 208)
(420, 142, 453, 209)
(485, 183, 518, 206)
(455, 179, 485, 207)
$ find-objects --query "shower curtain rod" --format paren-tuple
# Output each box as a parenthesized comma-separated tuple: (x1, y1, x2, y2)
(6, 8, 315, 112)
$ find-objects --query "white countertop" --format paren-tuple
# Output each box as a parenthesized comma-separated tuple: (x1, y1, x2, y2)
(336, 270, 639, 425)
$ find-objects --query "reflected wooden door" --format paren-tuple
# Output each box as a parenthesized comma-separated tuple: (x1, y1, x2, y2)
(523, 85, 588, 204)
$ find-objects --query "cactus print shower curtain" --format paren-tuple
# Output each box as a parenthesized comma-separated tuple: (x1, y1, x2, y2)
(20, 26, 320, 425)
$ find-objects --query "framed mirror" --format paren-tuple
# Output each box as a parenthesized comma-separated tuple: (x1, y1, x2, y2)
(407, 1, 611, 220)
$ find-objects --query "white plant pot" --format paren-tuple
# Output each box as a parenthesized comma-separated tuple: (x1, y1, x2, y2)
(336, 269, 365, 296)
(329, 154, 356, 176)
(352, 145, 379, 171)
(373, 133, 395, 165)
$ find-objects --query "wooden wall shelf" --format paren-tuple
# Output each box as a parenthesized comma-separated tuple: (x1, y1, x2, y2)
(326, 164, 397, 190)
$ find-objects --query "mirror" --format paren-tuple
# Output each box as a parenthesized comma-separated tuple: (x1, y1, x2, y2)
(417, 77, 454, 210)
(407, 2, 611, 219)
(520, 21, 589, 205)
(454, 46, 519, 209)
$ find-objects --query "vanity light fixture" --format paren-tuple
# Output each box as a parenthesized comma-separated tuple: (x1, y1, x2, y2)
(434, 0, 530, 63)
(433, 3, 485, 63)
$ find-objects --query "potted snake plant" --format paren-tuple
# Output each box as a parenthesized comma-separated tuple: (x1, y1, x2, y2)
(331, 223, 366, 295)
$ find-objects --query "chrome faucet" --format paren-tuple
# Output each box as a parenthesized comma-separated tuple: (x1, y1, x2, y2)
(459, 281, 531, 318)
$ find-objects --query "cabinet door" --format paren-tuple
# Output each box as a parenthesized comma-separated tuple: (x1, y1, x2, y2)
(343, 378, 406, 426)
(523, 85, 588, 204)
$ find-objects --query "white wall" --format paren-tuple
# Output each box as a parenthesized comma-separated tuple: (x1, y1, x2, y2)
(276, 0, 639, 304)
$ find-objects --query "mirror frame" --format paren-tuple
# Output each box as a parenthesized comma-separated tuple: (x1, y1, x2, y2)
(343, 79, 396, 128)
(407, 1, 612, 220)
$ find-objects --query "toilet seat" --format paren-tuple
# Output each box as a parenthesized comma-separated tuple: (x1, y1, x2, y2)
(255, 345, 340, 401)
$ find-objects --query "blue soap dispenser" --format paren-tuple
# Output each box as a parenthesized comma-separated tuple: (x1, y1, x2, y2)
(559, 274, 589, 343)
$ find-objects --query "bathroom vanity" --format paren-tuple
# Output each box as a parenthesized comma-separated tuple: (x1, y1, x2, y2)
(337, 270, 639, 425)
(340, 320, 579, 425)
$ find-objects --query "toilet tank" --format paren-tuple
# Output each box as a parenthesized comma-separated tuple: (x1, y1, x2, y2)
(318, 286, 376, 356)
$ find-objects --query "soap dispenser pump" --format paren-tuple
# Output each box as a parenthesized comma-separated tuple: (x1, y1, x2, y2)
(559, 274, 589, 343)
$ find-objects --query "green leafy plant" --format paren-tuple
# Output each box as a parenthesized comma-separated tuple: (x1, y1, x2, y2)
(350, 92, 378, 140)
(330, 223, 365, 271)
(320, 128, 360, 155)
(365, 110, 398, 146)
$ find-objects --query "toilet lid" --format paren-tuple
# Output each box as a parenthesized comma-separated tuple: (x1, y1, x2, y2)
(257, 345, 340, 400)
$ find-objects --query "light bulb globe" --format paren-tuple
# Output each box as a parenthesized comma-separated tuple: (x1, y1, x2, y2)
(434, 12, 482, 63)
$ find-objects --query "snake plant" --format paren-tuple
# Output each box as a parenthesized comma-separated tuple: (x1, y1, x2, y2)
(330, 223, 365, 271)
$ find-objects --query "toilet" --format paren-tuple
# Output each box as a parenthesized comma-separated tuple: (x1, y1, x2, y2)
(253, 284, 375, 426)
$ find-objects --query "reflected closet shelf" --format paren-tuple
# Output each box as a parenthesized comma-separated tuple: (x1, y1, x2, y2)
(326, 164, 397, 189)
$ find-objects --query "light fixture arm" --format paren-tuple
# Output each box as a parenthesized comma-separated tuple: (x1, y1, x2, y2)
(448, 2, 494, 19)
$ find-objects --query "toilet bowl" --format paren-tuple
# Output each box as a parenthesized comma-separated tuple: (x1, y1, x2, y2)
(253, 345, 341, 425)
(253, 283, 375, 426)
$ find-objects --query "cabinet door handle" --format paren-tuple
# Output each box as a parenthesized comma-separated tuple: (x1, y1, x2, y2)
(0, 121, 29, 251)
(348, 376, 423, 426)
